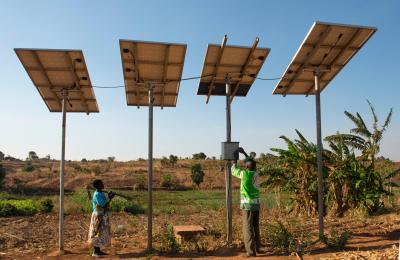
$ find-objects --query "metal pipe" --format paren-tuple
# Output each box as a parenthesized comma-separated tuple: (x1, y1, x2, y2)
(225, 76, 233, 244)
(314, 70, 324, 239)
(59, 89, 67, 253)
(147, 85, 154, 251)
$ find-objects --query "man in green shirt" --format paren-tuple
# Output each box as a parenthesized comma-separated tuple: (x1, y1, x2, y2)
(232, 147, 261, 257)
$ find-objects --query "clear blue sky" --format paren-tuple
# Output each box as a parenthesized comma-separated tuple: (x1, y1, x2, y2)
(1, 0, 399, 161)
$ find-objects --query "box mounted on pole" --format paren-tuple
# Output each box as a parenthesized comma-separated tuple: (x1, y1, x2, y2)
(272, 21, 377, 239)
(119, 39, 187, 251)
(15, 48, 99, 254)
(197, 35, 270, 244)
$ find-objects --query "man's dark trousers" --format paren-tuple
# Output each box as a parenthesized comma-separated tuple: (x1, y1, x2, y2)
(242, 210, 260, 255)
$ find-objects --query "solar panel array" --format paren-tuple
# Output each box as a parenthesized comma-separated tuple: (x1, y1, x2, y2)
(15, 49, 99, 113)
(119, 40, 187, 108)
(273, 21, 377, 96)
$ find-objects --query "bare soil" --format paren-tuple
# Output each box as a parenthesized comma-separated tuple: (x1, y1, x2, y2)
(1, 208, 399, 259)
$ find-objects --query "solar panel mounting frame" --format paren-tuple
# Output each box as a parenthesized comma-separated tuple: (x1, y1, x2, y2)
(14, 48, 99, 114)
(119, 39, 187, 109)
(272, 21, 377, 96)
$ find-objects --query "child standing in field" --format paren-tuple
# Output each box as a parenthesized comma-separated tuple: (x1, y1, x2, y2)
(88, 179, 115, 257)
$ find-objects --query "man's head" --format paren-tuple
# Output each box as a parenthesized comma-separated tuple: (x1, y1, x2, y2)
(93, 179, 104, 190)
(245, 157, 256, 171)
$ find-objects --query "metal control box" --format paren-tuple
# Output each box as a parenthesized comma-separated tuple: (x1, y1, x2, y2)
(221, 142, 239, 160)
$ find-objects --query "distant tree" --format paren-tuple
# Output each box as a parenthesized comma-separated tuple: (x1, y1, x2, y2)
(192, 152, 207, 160)
(81, 158, 88, 162)
(160, 157, 169, 167)
(191, 163, 205, 187)
(28, 151, 38, 160)
(0, 151, 4, 161)
(169, 155, 178, 167)
(259, 153, 278, 163)
(0, 163, 5, 188)
(212, 156, 216, 160)
(107, 156, 116, 162)
(45, 154, 51, 160)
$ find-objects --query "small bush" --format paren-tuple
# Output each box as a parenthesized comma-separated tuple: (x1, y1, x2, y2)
(159, 224, 180, 253)
(39, 198, 54, 213)
(264, 221, 311, 255)
(323, 228, 351, 250)
(134, 175, 146, 190)
(22, 162, 35, 172)
(264, 221, 296, 253)
(161, 173, 173, 188)
(191, 164, 205, 187)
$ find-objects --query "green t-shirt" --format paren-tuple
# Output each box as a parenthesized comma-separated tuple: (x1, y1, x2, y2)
(231, 163, 260, 211)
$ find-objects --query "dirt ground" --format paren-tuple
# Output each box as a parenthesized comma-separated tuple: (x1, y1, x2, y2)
(1, 208, 399, 259)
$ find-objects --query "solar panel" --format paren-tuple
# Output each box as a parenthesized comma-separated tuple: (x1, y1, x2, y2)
(197, 37, 270, 103)
(15, 48, 99, 114)
(119, 39, 187, 108)
(273, 21, 377, 96)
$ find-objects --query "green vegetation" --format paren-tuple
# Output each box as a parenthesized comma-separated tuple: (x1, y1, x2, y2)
(134, 175, 146, 190)
(160, 173, 173, 188)
(261, 102, 399, 216)
(0, 198, 53, 217)
(192, 152, 207, 160)
(160, 157, 169, 167)
(190, 163, 205, 187)
(160, 155, 179, 168)
(65, 190, 144, 215)
(22, 161, 35, 172)
(323, 228, 351, 250)
(169, 155, 178, 167)
(264, 221, 311, 255)
(39, 198, 54, 213)
(158, 224, 180, 253)
(0, 163, 5, 188)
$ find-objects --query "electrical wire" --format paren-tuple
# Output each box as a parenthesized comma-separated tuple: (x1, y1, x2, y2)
(91, 73, 281, 89)
(254, 76, 282, 81)
(93, 85, 124, 89)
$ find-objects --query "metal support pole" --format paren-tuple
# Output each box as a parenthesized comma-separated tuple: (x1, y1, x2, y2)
(314, 70, 324, 239)
(147, 84, 154, 251)
(59, 89, 67, 253)
(225, 76, 233, 244)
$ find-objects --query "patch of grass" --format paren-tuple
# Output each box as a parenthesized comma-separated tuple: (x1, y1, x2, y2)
(109, 198, 145, 215)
